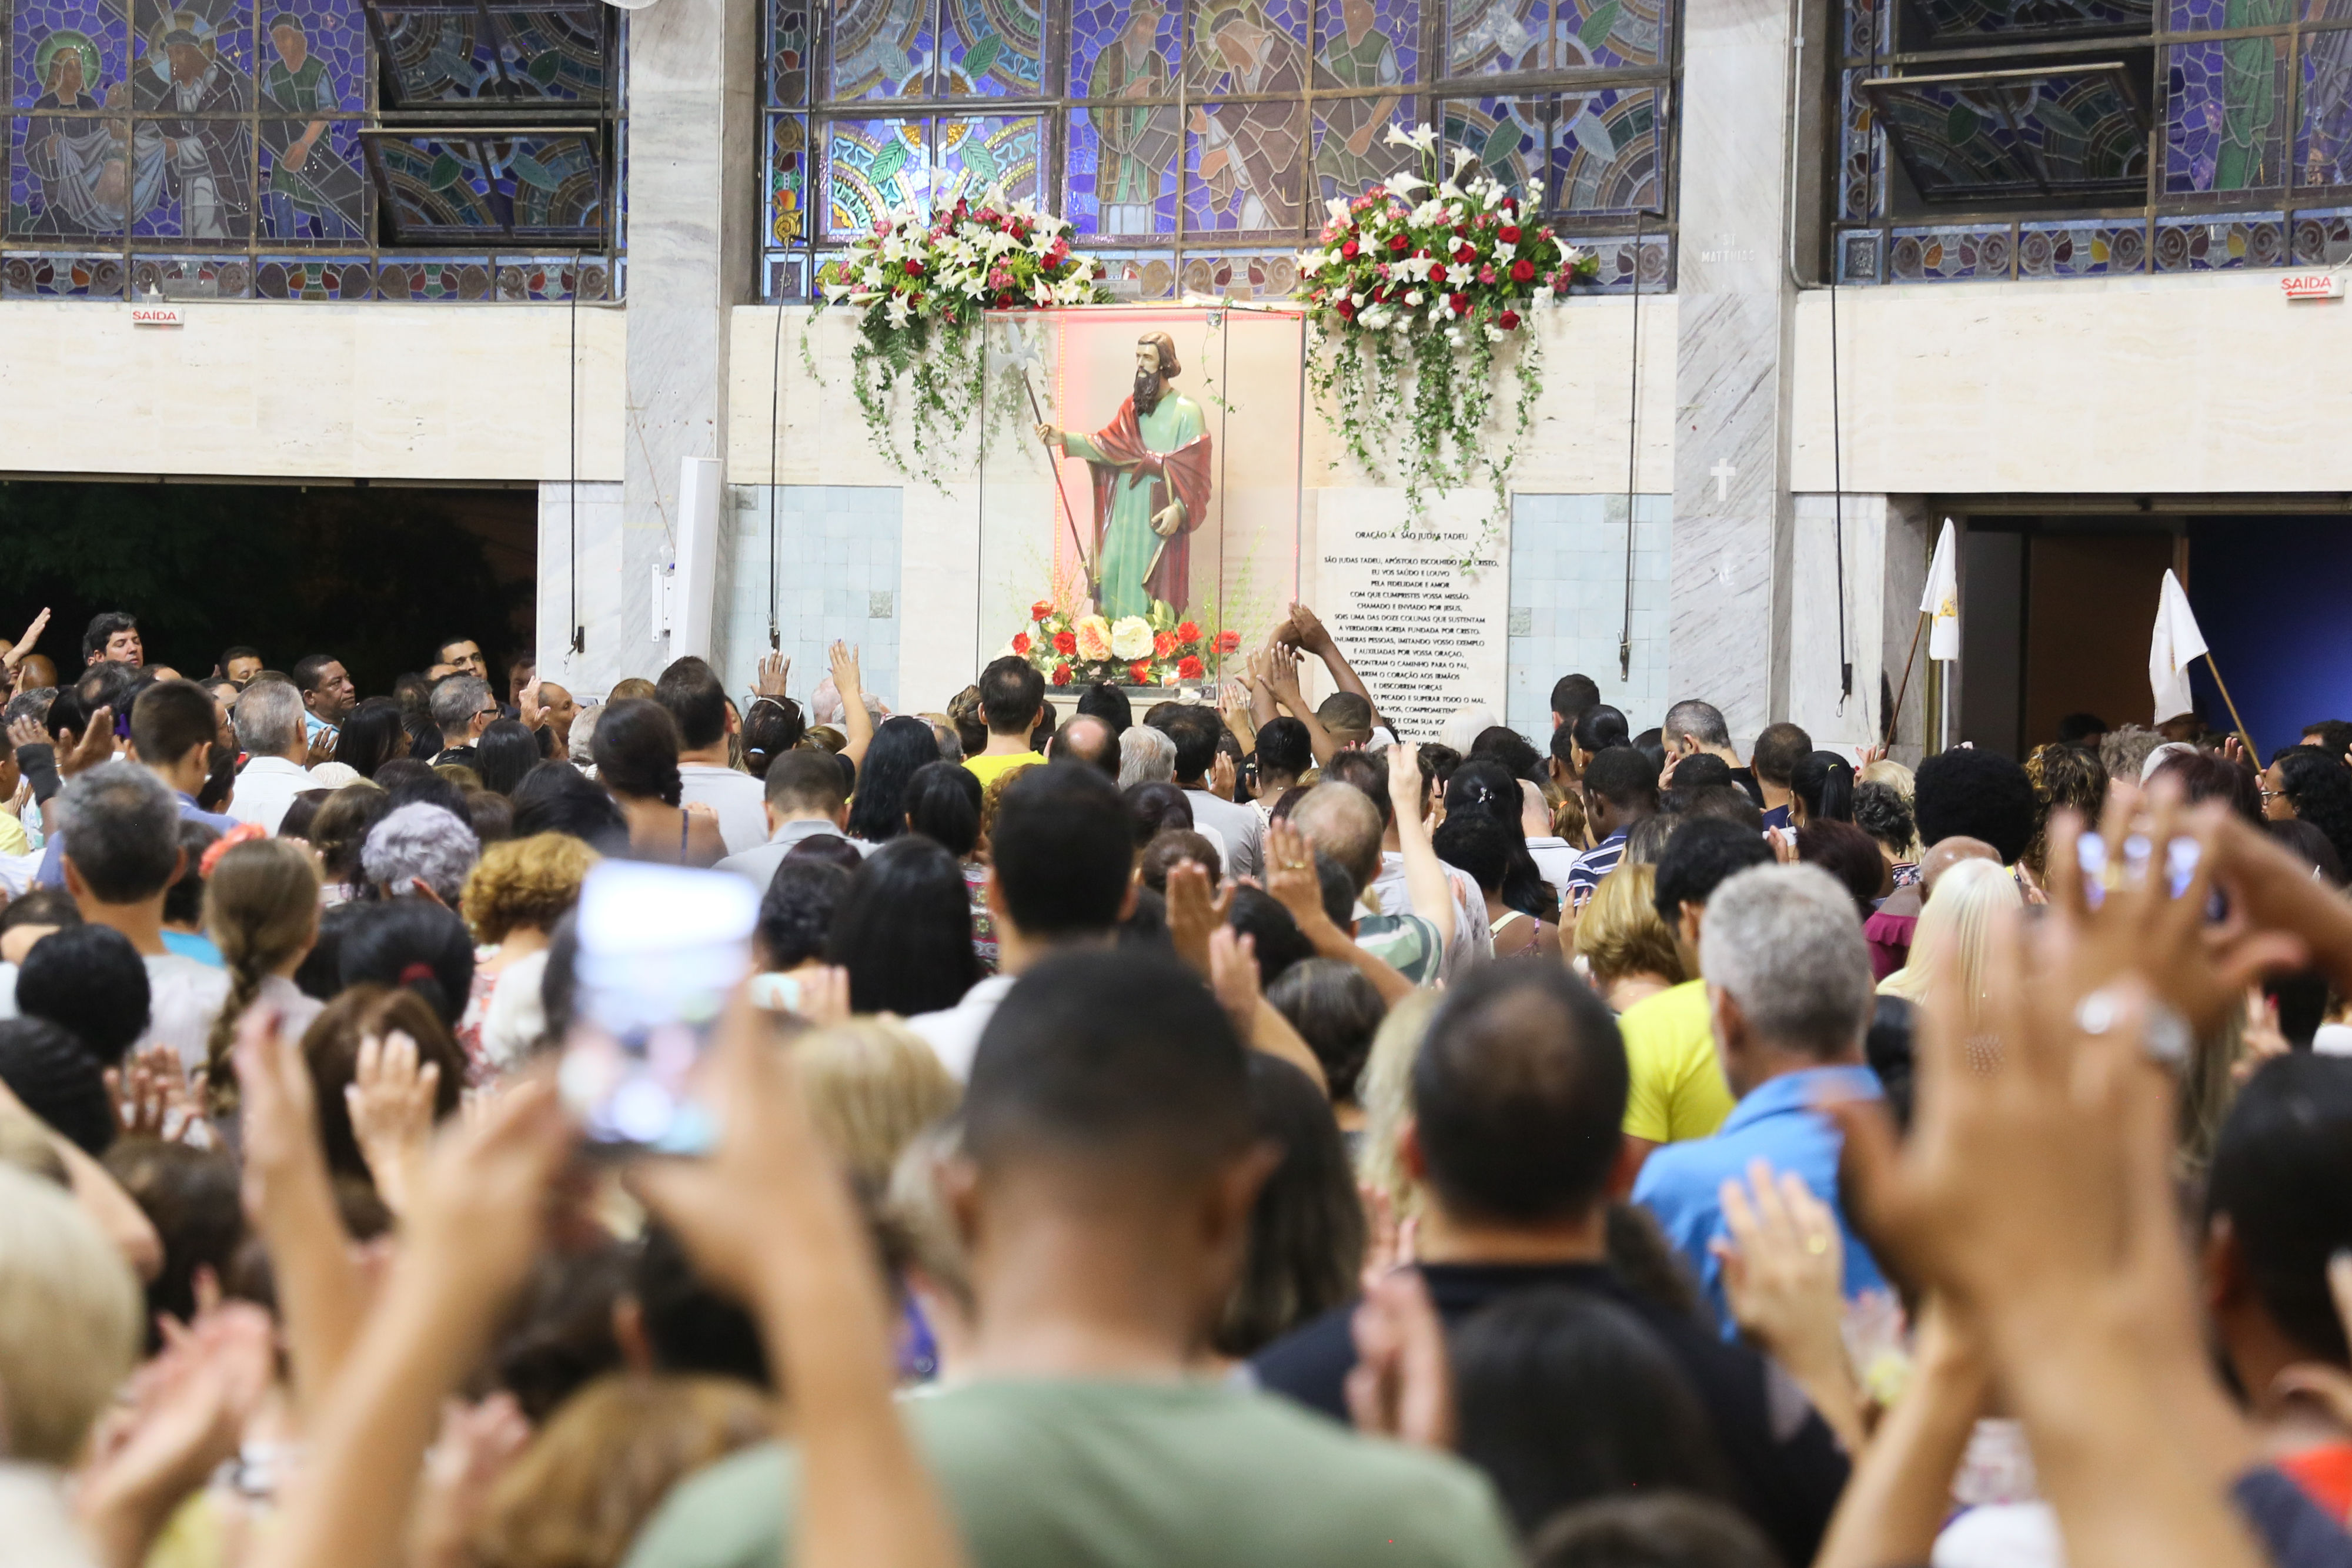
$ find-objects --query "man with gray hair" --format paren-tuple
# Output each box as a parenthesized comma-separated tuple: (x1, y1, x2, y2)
(227, 678, 323, 835)
(55, 764, 229, 1068)
(427, 674, 498, 770)
(1631, 861, 1889, 1338)
(1117, 724, 1176, 790)
(360, 803, 481, 903)
(1661, 697, 1763, 808)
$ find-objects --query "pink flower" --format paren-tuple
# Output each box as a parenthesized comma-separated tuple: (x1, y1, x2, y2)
(1376, 263, 1392, 280)
(1479, 264, 1496, 285)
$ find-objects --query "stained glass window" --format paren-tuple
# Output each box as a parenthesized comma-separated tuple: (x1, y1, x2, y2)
(1834, 0, 2352, 282)
(0, 0, 622, 296)
(763, 0, 1679, 296)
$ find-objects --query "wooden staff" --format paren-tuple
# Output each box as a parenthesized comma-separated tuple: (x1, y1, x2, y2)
(1024, 373, 1098, 603)
(1884, 609, 1929, 747)
(2201, 651, 2259, 760)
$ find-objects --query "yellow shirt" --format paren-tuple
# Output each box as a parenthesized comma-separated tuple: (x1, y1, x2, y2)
(1616, 978, 1735, 1144)
(964, 751, 1045, 788)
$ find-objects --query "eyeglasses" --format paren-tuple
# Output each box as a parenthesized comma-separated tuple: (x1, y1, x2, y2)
(2259, 786, 2282, 801)
(475, 706, 499, 721)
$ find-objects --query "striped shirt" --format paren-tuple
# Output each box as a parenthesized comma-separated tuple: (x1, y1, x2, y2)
(1566, 830, 1629, 908)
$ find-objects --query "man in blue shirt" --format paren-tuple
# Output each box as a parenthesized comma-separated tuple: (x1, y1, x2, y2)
(1633, 861, 1887, 1336)
(1566, 744, 1659, 910)
(293, 653, 355, 748)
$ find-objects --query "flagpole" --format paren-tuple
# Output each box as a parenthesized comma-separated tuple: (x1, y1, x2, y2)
(2200, 652, 2259, 760)
(1885, 610, 1928, 745)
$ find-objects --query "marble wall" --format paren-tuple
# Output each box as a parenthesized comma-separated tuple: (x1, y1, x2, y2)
(1669, 0, 1801, 749)
(0, 301, 624, 481)
(534, 482, 627, 700)
(1505, 494, 1672, 743)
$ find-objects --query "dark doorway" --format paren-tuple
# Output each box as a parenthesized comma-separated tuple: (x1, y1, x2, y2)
(1958, 517, 2182, 758)
(0, 480, 533, 697)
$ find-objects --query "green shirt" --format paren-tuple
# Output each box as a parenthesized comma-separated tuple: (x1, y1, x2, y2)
(622, 1378, 1519, 1568)
(1355, 910, 1441, 987)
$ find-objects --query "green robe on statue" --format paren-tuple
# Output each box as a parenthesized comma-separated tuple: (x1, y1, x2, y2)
(1063, 391, 1207, 621)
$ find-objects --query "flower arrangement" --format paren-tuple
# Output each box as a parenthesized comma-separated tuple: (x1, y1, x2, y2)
(1297, 124, 1599, 552)
(1009, 597, 1244, 690)
(813, 190, 1112, 490)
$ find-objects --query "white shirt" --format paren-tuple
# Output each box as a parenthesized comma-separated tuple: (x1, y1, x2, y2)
(1525, 835, 1580, 900)
(144, 952, 233, 1072)
(1369, 850, 1492, 981)
(228, 755, 323, 834)
(1184, 788, 1264, 881)
(678, 763, 770, 857)
(480, 948, 550, 1072)
(714, 815, 865, 889)
(905, 972, 1018, 1082)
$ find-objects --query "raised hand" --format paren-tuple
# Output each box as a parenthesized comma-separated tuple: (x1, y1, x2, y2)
(1165, 859, 1234, 978)
(1287, 602, 1335, 655)
(106, 1042, 198, 1144)
(305, 726, 339, 769)
(1205, 924, 1262, 1039)
(1208, 747, 1238, 801)
(1712, 1159, 1866, 1451)
(7, 714, 45, 751)
(346, 1030, 442, 1217)
(1344, 1268, 1455, 1451)
(6, 607, 49, 666)
(828, 640, 863, 700)
(60, 704, 116, 777)
(756, 650, 791, 698)
(1262, 818, 1328, 932)
(517, 677, 549, 732)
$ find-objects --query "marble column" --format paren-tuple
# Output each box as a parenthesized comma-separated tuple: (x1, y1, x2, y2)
(1669, 0, 1802, 746)
(618, 0, 760, 681)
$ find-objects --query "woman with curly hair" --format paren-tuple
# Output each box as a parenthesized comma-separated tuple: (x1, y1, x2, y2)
(2264, 745, 2352, 877)
(2021, 742, 2109, 880)
(460, 833, 599, 1073)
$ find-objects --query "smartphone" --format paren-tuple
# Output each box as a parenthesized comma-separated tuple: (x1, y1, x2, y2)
(559, 861, 759, 1158)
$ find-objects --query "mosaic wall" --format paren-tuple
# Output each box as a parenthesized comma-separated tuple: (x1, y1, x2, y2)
(2, 0, 622, 297)
(762, 0, 1681, 299)
(1835, 0, 2352, 282)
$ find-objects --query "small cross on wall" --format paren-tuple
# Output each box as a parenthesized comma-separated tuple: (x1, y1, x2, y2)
(1709, 459, 1736, 504)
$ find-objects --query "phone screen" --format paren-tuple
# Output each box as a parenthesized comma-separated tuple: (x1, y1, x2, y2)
(558, 861, 759, 1157)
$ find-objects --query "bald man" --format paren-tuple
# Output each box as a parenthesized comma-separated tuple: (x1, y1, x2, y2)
(1865, 834, 2000, 979)
(1051, 713, 1120, 781)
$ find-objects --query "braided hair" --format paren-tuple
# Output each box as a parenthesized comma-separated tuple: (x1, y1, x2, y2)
(201, 838, 322, 1115)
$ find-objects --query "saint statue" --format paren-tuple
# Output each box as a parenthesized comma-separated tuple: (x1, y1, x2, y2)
(1035, 331, 1212, 620)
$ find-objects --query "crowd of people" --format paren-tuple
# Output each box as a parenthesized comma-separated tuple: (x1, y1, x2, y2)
(6, 602, 2352, 1568)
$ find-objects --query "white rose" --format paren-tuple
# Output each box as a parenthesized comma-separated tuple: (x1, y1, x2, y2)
(1406, 288, 1424, 306)
(1110, 617, 1154, 660)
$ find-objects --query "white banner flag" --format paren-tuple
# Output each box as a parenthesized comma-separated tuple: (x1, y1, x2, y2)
(2149, 568, 2209, 724)
(1920, 519, 1960, 660)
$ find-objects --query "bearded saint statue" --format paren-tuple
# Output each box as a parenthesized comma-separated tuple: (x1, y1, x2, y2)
(1034, 330, 1212, 618)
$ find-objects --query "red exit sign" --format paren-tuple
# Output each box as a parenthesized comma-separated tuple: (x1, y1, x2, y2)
(2281, 272, 2346, 301)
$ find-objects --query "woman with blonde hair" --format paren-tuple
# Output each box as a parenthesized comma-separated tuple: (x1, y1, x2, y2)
(1877, 855, 2022, 1017)
(200, 836, 323, 1115)
(461, 833, 599, 1072)
(1571, 863, 1685, 1014)
(470, 1374, 773, 1568)
(793, 1017, 960, 1190)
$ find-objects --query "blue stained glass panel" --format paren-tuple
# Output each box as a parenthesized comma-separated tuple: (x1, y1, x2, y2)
(1842, 0, 1886, 58)
(767, 0, 810, 103)
(767, 111, 806, 244)
(374, 253, 492, 296)
(1553, 0, 1664, 69)
(1184, 96, 1305, 233)
(1068, 0, 1176, 99)
(130, 118, 253, 238)
(373, 5, 497, 103)
(1448, 0, 1548, 76)
(1869, 69, 2147, 203)
(259, 116, 365, 239)
(2152, 210, 2286, 266)
(938, 0, 1043, 95)
(1189, 0, 1306, 92)
(1552, 85, 1655, 211)
(2166, 37, 2288, 190)
(2292, 204, 2352, 260)
(11, 111, 131, 235)
(501, 130, 602, 230)
(823, 115, 928, 235)
(1064, 101, 1177, 234)
(1889, 223, 2012, 279)
(1439, 93, 1547, 200)
(828, 0, 933, 99)
(935, 110, 1041, 202)
(1839, 67, 1883, 221)
(2170, 0, 2287, 29)
(2017, 218, 2145, 273)
(132, 252, 251, 293)
(1907, 0, 2150, 38)
(369, 131, 602, 240)
(257, 0, 365, 115)
(131, 0, 250, 109)
(12, 0, 128, 110)
(1317, 0, 1415, 83)
(2296, 29, 2352, 185)
(485, 6, 607, 102)
(1311, 93, 1415, 206)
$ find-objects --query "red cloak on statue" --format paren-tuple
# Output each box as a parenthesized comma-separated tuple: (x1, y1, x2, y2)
(1081, 392, 1214, 612)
